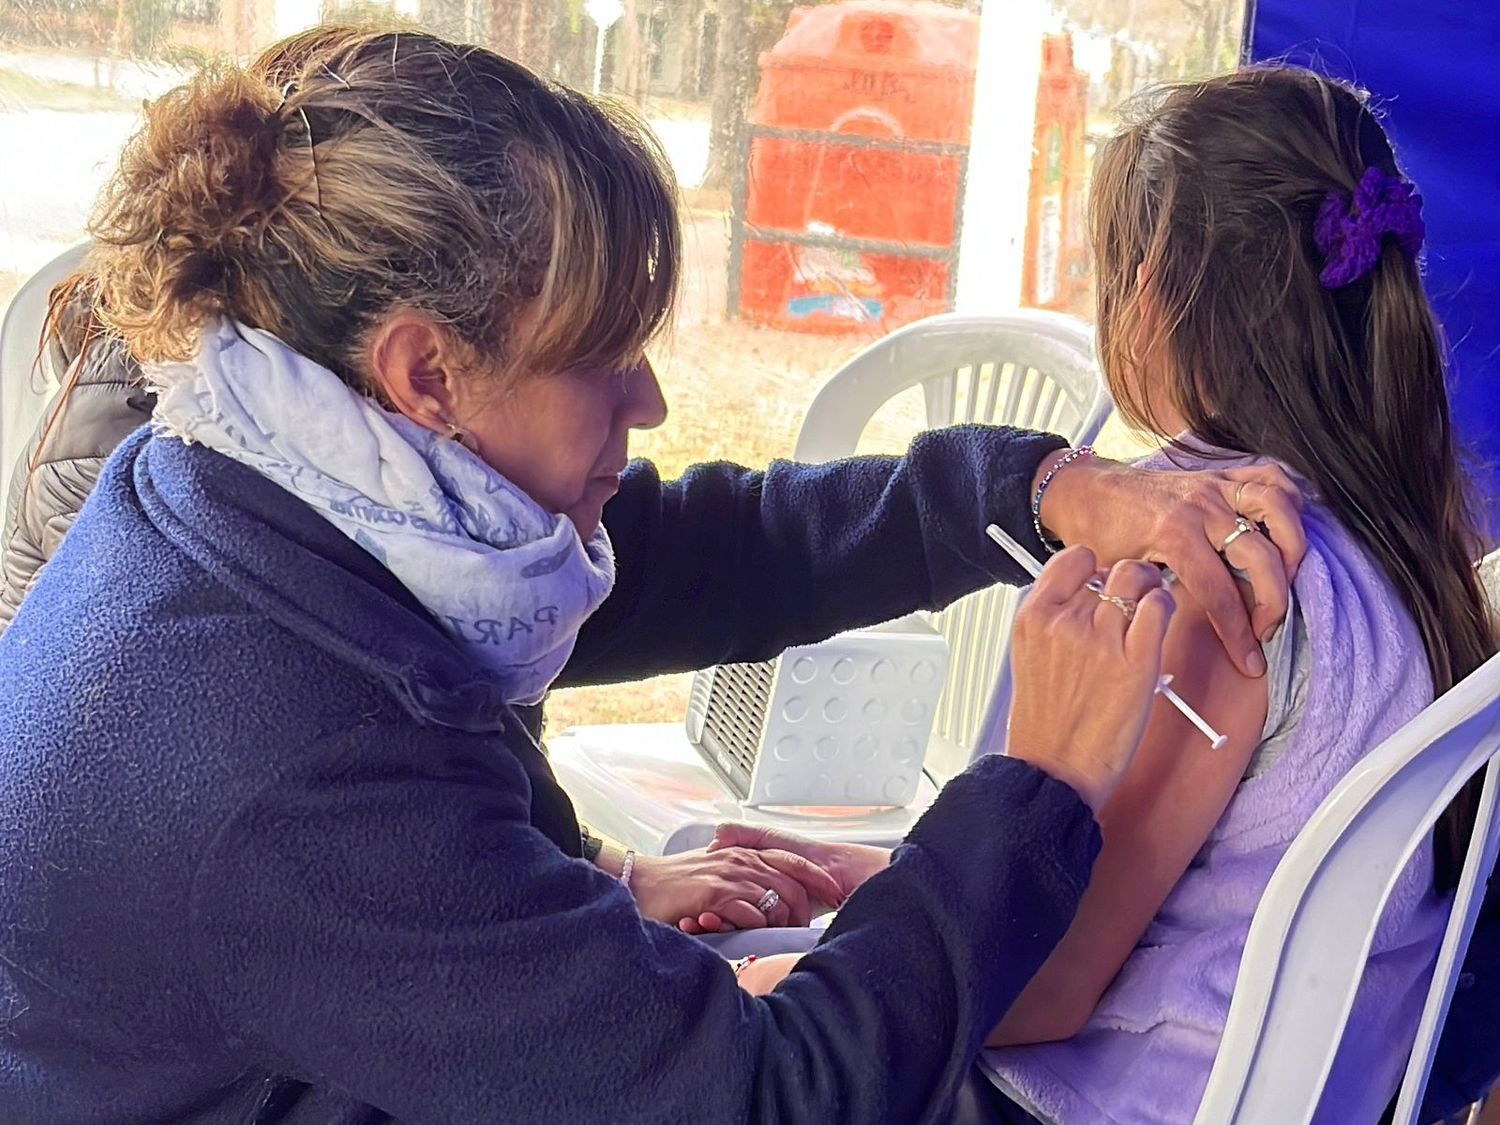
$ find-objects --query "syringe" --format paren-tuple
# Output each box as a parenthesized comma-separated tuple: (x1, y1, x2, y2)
(984, 522, 1229, 750)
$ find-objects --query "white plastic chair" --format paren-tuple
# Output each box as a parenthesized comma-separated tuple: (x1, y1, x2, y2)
(0, 242, 90, 505)
(1195, 551, 1500, 1124)
(975, 637, 1500, 1124)
(1478, 548, 1500, 617)
(794, 310, 1110, 779)
(549, 309, 1109, 853)
(1192, 651, 1500, 1125)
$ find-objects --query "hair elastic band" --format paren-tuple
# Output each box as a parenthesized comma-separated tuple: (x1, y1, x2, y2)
(1313, 166, 1425, 289)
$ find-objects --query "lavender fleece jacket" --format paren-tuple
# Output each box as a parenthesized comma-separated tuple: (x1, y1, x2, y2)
(986, 482, 1447, 1124)
(0, 422, 1100, 1124)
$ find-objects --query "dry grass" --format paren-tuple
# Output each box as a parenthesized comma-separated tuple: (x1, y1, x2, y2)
(0, 64, 133, 114)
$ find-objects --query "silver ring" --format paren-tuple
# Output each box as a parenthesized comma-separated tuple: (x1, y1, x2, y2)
(756, 888, 781, 916)
(1221, 516, 1257, 553)
(1086, 578, 1137, 621)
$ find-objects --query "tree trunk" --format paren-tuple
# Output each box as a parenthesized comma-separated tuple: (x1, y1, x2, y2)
(517, 0, 553, 75)
(110, 0, 128, 86)
(489, 0, 522, 58)
(424, 0, 469, 42)
(611, 0, 647, 99)
(551, 9, 592, 88)
(1176, 0, 1236, 73)
(702, 0, 752, 190)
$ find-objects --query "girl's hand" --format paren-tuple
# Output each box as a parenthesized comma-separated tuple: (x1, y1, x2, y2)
(734, 952, 804, 996)
(1006, 548, 1175, 812)
(707, 825, 889, 899)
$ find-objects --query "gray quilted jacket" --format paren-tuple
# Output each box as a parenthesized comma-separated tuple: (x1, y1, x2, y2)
(0, 337, 152, 631)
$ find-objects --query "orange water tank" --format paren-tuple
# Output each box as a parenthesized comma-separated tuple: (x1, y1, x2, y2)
(733, 0, 979, 333)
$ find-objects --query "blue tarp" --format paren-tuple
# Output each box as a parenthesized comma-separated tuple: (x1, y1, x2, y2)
(1249, 1, 1500, 537)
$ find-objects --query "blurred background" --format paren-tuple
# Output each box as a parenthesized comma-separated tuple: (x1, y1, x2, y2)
(0, 0, 1246, 732)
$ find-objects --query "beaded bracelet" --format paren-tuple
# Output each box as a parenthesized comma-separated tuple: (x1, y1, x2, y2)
(620, 849, 636, 889)
(1031, 445, 1094, 554)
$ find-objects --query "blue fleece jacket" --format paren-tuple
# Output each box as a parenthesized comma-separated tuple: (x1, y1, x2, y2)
(0, 423, 1099, 1124)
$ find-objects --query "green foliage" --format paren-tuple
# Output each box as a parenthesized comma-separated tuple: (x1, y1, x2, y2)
(122, 0, 169, 53)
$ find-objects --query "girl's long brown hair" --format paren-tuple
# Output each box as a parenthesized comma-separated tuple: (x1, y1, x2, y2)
(1091, 67, 1494, 888)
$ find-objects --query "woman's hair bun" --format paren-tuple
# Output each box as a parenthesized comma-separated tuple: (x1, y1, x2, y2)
(79, 26, 681, 386)
(90, 67, 286, 361)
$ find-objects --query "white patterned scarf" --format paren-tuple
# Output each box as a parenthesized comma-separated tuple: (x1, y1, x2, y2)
(148, 320, 615, 704)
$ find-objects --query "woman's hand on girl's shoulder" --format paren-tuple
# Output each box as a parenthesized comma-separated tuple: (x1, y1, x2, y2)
(1036, 455, 1304, 678)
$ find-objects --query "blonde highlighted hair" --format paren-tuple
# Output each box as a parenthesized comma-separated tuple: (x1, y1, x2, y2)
(86, 25, 680, 391)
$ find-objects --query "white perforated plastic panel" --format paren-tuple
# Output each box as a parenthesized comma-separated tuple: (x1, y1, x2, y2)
(686, 615, 949, 808)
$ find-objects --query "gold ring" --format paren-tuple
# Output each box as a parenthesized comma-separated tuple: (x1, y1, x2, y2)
(1234, 481, 1248, 510)
(1221, 516, 1257, 553)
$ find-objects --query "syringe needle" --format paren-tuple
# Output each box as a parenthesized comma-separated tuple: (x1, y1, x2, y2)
(984, 523, 1228, 749)
(1155, 675, 1229, 750)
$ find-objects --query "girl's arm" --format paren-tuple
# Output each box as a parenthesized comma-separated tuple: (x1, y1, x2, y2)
(986, 580, 1272, 1046)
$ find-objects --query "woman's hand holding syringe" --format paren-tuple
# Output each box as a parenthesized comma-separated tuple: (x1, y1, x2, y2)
(985, 523, 1229, 750)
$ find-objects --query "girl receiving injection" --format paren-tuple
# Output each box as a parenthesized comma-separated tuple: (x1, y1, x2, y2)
(725, 66, 1493, 1125)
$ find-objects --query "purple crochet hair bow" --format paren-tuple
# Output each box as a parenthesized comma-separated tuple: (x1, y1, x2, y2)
(1313, 166, 1426, 289)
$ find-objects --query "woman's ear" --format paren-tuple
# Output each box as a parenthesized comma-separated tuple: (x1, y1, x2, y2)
(366, 312, 462, 433)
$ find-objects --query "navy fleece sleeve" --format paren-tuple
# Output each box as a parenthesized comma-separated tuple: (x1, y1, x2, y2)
(561, 424, 1068, 687)
(189, 730, 1097, 1125)
(1421, 881, 1500, 1122)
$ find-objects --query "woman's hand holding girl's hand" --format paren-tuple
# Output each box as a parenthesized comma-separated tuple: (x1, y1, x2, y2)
(626, 846, 844, 932)
(1006, 548, 1175, 812)
(672, 826, 888, 933)
(708, 825, 889, 899)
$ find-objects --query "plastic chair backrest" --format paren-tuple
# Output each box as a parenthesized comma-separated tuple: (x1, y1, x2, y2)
(0, 243, 91, 505)
(793, 310, 1109, 778)
(1190, 650, 1500, 1124)
(974, 634, 1500, 1124)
